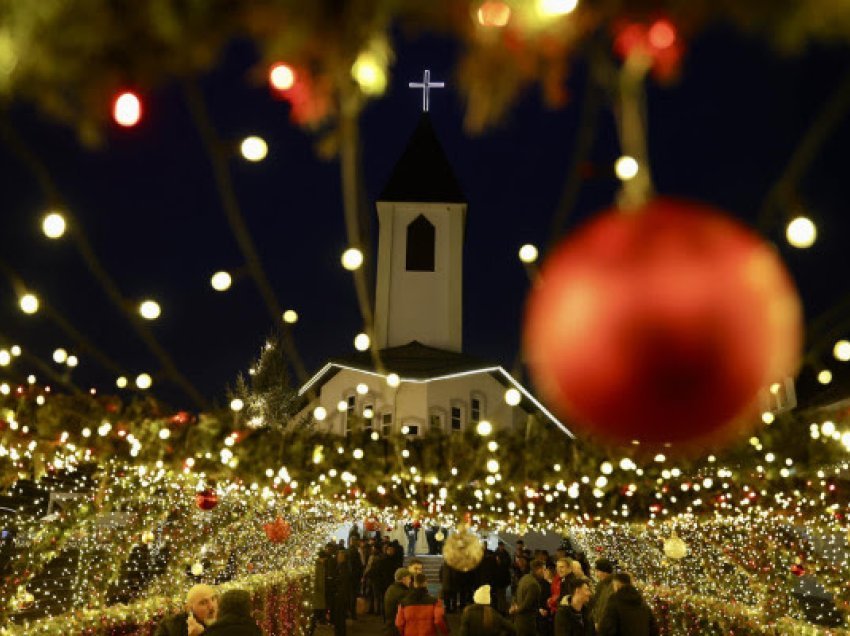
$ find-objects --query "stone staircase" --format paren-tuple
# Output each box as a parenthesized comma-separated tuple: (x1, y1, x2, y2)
(404, 554, 443, 586)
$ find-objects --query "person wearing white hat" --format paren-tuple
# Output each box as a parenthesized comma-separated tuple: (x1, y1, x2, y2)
(459, 585, 516, 636)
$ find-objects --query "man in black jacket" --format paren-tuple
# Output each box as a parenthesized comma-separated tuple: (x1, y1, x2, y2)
(598, 573, 658, 636)
(383, 567, 413, 636)
(202, 589, 261, 636)
(154, 584, 218, 636)
(554, 578, 595, 636)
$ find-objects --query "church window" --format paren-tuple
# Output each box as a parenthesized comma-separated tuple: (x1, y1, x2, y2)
(471, 398, 481, 423)
(363, 403, 374, 432)
(450, 406, 463, 431)
(405, 424, 419, 436)
(342, 394, 356, 436)
(429, 410, 445, 433)
(381, 412, 393, 436)
(406, 214, 436, 272)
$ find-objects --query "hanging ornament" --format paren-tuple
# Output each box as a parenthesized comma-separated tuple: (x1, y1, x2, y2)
(613, 17, 684, 82)
(663, 531, 687, 560)
(790, 562, 806, 576)
(140, 530, 155, 544)
(523, 197, 803, 452)
(443, 524, 484, 572)
(364, 517, 379, 532)
(263, 517, 292, 543)
(195, 488, 219, 511)
(190, 562, 205, 576)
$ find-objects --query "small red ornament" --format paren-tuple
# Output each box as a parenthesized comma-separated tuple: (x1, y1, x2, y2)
(263, 517, 292, 543)
(413, 520, 422, 529)
(613, 17, 684, 82)
(195, 488, 219, 511)
(524, 197, 802, 452)
(169, 411, 195, 427)
(364, 518, 379, 532)
(790, 563, 805, 576)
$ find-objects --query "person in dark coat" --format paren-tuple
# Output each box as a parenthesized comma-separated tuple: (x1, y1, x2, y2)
(155, 584, 218, 636)
(598, 573, 658, 636)
(203, 590, 261, 636)
(330, 550, 352, 636)
(459, 585, 516, 636)
(589, 560, 615, 632)
(554, 578, 595, 636)
(384, 567, 413, 636)
(348, 537, 366, 617)
(511, 559, 545, 636)
(494, 542, 513, 615)
(439, 561, 459, 614)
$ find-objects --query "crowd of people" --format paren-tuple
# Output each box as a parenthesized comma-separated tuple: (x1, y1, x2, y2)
(153, 529, 660, 636)
(305, 528, 660, 636)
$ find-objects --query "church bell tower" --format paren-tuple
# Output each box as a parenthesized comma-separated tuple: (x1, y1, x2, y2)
(373, 114, 467, 353)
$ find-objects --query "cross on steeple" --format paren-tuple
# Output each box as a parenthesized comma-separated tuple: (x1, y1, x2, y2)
(408, 70, 445, 112)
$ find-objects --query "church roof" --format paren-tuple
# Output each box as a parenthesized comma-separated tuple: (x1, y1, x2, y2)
(331, 340, 487, 378)
(298, 341, 573, 437)
(379, 114, 467, 204)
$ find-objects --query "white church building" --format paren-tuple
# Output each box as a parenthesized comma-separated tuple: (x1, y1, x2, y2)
(298, 114, 571, 439)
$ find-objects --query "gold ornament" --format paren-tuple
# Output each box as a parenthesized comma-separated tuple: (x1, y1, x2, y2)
(663, 531, 687, 560)
(443, 524, 483, 572)
(141, 530, 155, 544)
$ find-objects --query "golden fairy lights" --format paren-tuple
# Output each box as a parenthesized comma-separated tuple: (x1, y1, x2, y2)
(41, 211, 66, 238)
(240, 136, 268, 162)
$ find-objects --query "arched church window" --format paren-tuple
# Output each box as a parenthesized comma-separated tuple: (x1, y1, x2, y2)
(406, 214, 435, 271)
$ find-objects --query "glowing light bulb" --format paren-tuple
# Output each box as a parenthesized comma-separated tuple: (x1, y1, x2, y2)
(0, 351, 9, 367)
(356, 383, 369, 395)
(476, 420, 493, 436)
(353, 448, 364, 460)
(337, 400, 348, 412)
(269, 63, 295, 90)
(387, 373, 400, 388)
(42, 212, 66, 239)
(313, 406, 327, 421)
(518, 244, 538, 264)
(341, 247, 364, 270)
(116, 376, 128, 388)
(354, 333, 370, 351)
(818, 369, 833, 385)
(505, 388, 521, 406)
(648, 19, 677, 49)
(761, 412, 775, 425)
(600, 461, 613, 475)
(487, 459, 500, 473)
(786, 216, 816, 249)
(834, 340, 850, 362)
(615, 155, 639, 180)
(135, 373, 152, 390)
(10, 346, 20, 356)
(113, 91, 142, 127)
(230, 398, 244, 412)
(52, 348, 67, 364)
(211, 271, 232, 291)
(351, 52, 387, 95)
(282, 309, 298, 324)
(240, 136, 268, 162)
(19, 293, 39, 314)
(538, 0, 578, 16)
(139, 300, 161, 320)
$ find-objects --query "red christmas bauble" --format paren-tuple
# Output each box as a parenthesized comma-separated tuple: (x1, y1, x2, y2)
(523, 197, 802, 451)
(263, 517, 292, 543)
(195, 488, 219, 511)
(790, 564, 805, 576)
(364, 518, 379, 532)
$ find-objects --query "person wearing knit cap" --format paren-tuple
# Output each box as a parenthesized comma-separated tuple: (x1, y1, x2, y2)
(383, 568, 413, 636)
(589, 559, 614, 631)
(458, 585, 516, 636)
(203, 590, 261, 636)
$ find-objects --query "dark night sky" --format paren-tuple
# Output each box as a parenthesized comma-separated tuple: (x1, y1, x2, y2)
(1, 25, 849, 409)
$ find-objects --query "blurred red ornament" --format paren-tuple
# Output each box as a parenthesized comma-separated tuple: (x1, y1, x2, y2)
(413, 520, 422, 529)
(169, 411, 195, 427)
(364, 518, 379, 532)
(113, 91, 142, 127)
(477, 1, 511, 27)
(264, 517, 292, 543)
(195, 488, 219, 511)
(790, 563, 805, 576)
(613, 18, 683, 82)
(523, 197, 803, 452)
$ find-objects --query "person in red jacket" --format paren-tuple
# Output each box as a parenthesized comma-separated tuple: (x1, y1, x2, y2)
(396, 573, 450, 636)
(548, 558, 573, 615)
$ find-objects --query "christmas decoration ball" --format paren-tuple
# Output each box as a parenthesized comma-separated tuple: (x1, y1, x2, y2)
(663, 533, 688, 560)
(523, 197, 803, 450)
(195, 488, 219, 511)
(364, 518, 379, 532)
(443, 525, 483, 572)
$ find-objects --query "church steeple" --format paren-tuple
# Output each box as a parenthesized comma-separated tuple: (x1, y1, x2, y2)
(374, 114, 467, 352)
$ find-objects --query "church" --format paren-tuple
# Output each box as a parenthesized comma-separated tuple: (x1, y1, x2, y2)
(298, 111, 571, 440)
